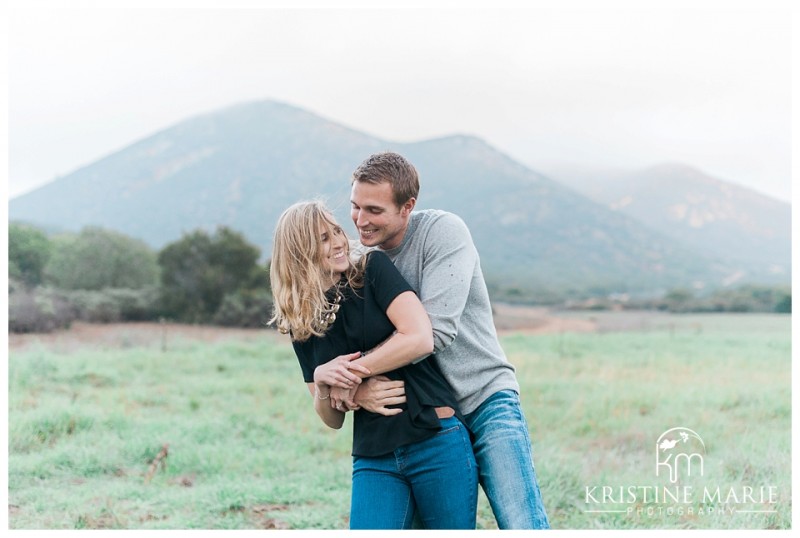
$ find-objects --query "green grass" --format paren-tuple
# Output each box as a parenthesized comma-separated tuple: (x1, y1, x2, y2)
(507, 313, 791, 530)
(7, 314, 791, 529)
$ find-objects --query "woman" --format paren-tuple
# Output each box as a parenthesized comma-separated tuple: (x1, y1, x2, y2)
(269, 201, 477, 529)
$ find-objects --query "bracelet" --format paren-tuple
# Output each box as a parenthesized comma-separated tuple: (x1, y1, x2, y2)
(315, 388, 330, 400)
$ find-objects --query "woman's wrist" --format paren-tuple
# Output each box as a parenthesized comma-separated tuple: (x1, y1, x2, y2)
(314, 384, 330, 400)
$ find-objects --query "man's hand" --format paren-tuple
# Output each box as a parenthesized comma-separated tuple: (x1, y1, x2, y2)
(313, 352, 370, 389)
(348, 375, 406, 416)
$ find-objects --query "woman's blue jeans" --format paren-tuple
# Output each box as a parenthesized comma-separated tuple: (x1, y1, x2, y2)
(349, 416, 478, 529)
(463, 389, 550, 529)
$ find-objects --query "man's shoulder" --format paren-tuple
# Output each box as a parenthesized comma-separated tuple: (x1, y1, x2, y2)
(411, 209, 470, 238)
(413, 208, 453, 220)
(412, 208, 467, 230)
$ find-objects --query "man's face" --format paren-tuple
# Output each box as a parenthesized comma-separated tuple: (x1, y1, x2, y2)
(350, 181, 413, 250)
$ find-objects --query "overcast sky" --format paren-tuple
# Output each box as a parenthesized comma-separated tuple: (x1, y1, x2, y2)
(7, 3, 793, 202)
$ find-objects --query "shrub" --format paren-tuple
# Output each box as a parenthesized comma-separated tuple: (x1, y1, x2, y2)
(158, 227, 265, 323)
(8, 287, 162, 333)
(105, 287, 161, 321)
(45, 227, 159, 290)
(9, 287, 75, 333)
(774, 293, 791, 313)
(63, 287, 161, 324)
(65, 290, 122, 323)
(212, 289, 274, 328)
(9, 222, 52, 287)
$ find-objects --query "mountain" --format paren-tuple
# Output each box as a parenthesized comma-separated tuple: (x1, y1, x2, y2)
(9, 100, 763, 298)
(546, 163, 791, 285)
(9, 101, 383, 252)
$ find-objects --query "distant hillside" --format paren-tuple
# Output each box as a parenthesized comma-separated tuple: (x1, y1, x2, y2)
(9, 101, 382, 251)
(9, 100, 755, 298)
(547, 163, 791, 285)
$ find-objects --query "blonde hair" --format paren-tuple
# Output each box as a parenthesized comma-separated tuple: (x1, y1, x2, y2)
(269, 201, 364, 341)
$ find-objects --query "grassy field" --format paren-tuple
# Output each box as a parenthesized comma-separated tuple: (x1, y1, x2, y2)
(7, 313, 791, 529)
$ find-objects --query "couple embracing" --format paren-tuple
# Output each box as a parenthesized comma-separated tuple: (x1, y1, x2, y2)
(270, 152, 549, 530)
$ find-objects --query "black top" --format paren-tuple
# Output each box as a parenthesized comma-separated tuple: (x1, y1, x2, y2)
(292, 251, 461, 457)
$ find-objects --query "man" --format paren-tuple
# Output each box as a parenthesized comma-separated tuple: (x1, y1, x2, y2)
(339, 151, 549, 529)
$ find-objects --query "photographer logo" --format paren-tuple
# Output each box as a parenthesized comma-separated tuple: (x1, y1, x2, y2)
(655, 427, 704, 483)
(582, 426, 779, 519)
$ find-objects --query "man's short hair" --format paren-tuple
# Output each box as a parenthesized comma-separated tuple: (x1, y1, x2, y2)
(351, 151, 419, 206)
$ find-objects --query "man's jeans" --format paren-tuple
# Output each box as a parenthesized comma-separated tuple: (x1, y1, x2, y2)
(464, 389, 550, 529)
(349, 416, 478, 529)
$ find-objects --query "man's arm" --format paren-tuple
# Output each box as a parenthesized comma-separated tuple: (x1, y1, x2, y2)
(350, 214, 476, 374)
(415, 213, 477, 353)
(326, 332, 408, 414)
(348, 214, 478, 410)
(331, 376, 406, 415)
(328, 290, 432, 411)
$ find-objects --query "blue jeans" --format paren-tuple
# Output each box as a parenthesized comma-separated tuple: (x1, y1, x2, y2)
(463, 389, 550, 529)
(350, 416, 478, 529)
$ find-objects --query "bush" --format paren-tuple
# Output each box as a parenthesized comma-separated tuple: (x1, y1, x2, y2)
(64, 290, 122, 323)
(45, 227, 159, 290)
(212, 289, 274, 328)
(8, 287, 162, 333)
(105, 287, 161, 321)
(63, 287, 161, 324)
(158, 227, 264, 323)
(641, 285, 792, 314)
(9, 287, 75, 333)
(9, 222, 52, 287)
(774, 293, 791, 313)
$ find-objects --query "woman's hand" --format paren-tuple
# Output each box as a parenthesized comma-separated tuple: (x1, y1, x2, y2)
(330, 385, 360, 412)
(313, 352, 371, 389)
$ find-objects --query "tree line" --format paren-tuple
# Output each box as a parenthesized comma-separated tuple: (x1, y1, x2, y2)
(9, 221, 790, 334)
(9, 222, 272, 333)
(560, 286, 791, 314)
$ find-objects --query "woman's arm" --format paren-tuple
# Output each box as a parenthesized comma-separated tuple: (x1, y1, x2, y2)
(313, 351, 370, 390)
(306, 382, 345, 429)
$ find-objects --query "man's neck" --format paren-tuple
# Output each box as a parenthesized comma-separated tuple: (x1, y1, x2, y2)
(379, 223, 410, 251)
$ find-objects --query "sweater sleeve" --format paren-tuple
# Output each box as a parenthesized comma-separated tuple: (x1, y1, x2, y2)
(418, 213, 477, 353)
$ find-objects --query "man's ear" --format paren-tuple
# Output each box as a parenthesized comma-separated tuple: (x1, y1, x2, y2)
(401, 198, 416, 217)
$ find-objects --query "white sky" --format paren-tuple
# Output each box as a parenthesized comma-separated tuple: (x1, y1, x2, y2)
(6, 1, 794, 202)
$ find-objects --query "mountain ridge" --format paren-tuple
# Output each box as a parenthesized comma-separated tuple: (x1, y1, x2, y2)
(9, 99, 788, 297)
(547, 162, 791, 283)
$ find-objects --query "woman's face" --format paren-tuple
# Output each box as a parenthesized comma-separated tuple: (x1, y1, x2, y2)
(318, 216, 350, 279)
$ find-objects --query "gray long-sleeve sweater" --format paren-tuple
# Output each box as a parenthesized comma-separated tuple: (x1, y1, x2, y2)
(380, 209, 520, 415)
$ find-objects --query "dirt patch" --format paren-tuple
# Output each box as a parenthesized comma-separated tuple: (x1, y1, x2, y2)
(9, 321, 281, 353)
(75, 511, 121, 529)
(9, 306, 602, 354)
(492, 303, 597, 335)
(251, 505, 291, 530)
